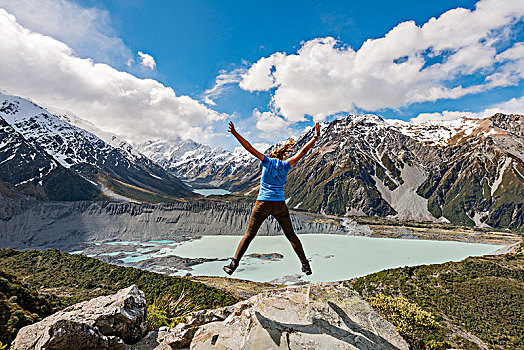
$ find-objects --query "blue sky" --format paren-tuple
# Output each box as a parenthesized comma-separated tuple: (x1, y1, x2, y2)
(0, 0, 522, 149)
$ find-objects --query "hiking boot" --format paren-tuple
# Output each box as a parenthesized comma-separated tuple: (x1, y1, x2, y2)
(301, 260, 312, 275)
(223, 259, 238, 275)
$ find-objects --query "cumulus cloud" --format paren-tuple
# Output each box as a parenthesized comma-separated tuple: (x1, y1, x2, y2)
(253, 108, 289, 132)
(411, 95, 524, 123)
(0, 9, 225, 143)
(0, 0, 132, 66)
(138, 51, 156, 70)
(203, 68, 247, 105)
(239, 0, 524, 123)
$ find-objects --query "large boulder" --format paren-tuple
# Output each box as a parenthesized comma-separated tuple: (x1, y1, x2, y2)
(190, 282, 409, 350)
(11, 285, 146, 350)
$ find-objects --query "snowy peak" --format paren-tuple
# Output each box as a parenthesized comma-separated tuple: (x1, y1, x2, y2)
(49, 107, 142, 160)
(0, 92, 195, 201)
(388, 115, 512, 147)
(489, 113, 524, 137)
(0, 115, 102, 201)
(134, 137, 256, 188)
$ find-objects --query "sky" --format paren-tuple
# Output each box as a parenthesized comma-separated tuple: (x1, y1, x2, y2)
(0, 0, 523, 150)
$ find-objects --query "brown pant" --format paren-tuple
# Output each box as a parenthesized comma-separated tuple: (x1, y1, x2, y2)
(233, 201, 307, 263)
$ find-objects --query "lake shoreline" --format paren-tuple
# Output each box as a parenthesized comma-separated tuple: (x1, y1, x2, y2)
(40, 233, 504, 287)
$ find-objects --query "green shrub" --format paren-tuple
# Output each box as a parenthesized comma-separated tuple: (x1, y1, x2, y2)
(368, 294, 447, 349)
(353, 253, 524, 349)
(145, 290, 201, 331)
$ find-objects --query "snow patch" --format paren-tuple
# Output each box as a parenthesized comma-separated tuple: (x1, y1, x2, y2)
(491, 157, 511, 196)
(372, 164, 437, 221)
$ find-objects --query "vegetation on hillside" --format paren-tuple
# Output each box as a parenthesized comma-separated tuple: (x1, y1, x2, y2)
(350, 243, 524, 349)
(0, 269, 56, 345)
(0, 249, 237, 309)
(0, 248, 238, 345)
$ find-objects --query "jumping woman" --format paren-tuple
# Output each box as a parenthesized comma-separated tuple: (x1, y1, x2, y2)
(223, 121, 321, 276)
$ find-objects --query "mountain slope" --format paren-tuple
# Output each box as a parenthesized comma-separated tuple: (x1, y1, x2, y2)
(284, 115, 441, 219)
(135, 138, 255, 188)
(0, 116, 103, 201)
(0, 92, 196, 202)
(415, 114, 524, 230)
(285, 114, 524, 229)
(157, 113, 523, 230)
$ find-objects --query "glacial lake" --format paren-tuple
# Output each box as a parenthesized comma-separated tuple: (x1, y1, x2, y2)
(82, 234, 501, 284)
(192, 188, 231, 196)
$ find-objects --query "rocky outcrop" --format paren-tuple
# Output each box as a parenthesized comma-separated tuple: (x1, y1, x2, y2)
(9, 282, 409, 350)
(127, 283, 409, 349)
(11, 285, 146, 350)
(126, 307, 234, 350)
(0, 199, 366, 248)
(190, 283, 409, 350)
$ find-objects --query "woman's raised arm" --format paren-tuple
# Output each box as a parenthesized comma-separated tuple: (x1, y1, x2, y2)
(288, 122, 320, 167)
(228, 121, 264, 161)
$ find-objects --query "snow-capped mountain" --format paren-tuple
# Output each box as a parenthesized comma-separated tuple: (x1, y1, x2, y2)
(388, 116, 509, 147)
(0, 115, 103, 201)
(135, 138, 256, 188)
(164, 113, 521, 230)
(288, 113, 523, 230)
(0, 92, 195, 202)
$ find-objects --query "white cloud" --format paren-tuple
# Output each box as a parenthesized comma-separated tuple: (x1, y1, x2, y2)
(138, 51, 156, 70)
(0, 0, 132, 66)
(239, 0, 524, 123)
(203, 68, 247, 105)
(0, 9, 225, 143)
(253, 109, 289, 132)
(410, 95, 524, 123)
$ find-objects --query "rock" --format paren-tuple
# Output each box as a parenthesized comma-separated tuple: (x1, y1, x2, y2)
(185, 305, 233, 327)
(126, 305, 235, 349)
(190, 283, 409, 350)
(125, 327, 195, 350)
(246, 252, 284, 261)
(11, 285, 146, 350)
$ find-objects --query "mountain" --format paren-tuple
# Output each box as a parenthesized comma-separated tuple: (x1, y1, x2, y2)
(0, 92, 196, 202)
(135, 138, 255, 189)
(409, 114, 524, 230)
(0, 115, 103, 201)
(287, 114, 524, 230)
(147, 113, 522, 230)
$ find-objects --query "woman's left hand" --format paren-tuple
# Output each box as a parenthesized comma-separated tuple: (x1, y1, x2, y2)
(315, 122, 321, 137)
(228, 121, 237, 134)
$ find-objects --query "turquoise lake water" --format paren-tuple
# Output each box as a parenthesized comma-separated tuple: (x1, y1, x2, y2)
(104, 234, 500, 284)
(192, 188, 231, 196)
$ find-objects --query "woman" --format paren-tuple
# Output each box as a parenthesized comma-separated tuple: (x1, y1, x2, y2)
(223, 121, 321, 276)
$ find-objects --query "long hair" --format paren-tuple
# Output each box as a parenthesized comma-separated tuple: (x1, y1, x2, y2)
(270, 138, 295, 160)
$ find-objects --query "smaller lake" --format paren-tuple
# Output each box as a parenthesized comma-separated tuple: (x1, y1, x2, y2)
(192, 188, 231, 196)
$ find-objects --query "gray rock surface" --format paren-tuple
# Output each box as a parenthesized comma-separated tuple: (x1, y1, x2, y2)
(0, 199, 369, 248)
(11, 285, 146, 350)
(190, 283, 409, 350)
(126, 306, 234, 350)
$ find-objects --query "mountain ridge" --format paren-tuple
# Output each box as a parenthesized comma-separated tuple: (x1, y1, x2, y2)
(137, 112, 524, 230)
(0, 92, 196, 202)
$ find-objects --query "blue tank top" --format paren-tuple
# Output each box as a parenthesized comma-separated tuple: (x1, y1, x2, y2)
(257, 155, 291, 201)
